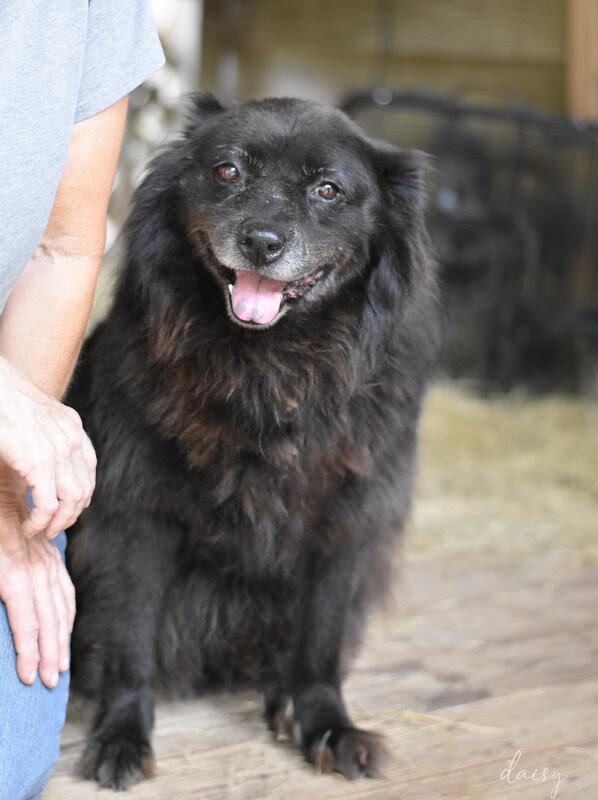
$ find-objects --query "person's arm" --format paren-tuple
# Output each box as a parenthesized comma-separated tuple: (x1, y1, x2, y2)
(0, 96, 127, 538)
(0, 97, 127, 688)
(0, 97, 127, 395)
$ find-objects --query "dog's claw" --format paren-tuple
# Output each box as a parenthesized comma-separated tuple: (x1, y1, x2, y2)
(272, 706, 294, 741)
(308, 728, 388, 780)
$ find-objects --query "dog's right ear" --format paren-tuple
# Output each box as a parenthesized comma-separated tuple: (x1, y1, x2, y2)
(184, 92, 228, 134)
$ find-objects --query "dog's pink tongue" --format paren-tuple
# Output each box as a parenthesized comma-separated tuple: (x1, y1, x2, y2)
(231, 271, 284, 324)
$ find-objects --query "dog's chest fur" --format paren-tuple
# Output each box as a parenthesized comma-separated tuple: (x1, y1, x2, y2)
(142, 330, 380, 576)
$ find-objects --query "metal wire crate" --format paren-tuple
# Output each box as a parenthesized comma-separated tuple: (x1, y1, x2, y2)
(342, 89, 598, 394)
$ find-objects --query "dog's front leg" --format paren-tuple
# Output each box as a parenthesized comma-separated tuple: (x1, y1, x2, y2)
(291, 541, 386, 779)
(78, 511, 174, 790)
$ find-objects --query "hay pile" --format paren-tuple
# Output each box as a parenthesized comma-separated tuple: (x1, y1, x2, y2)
(410, 384, 598, 562)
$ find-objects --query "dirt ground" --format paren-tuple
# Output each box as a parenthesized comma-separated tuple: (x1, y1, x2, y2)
(44, 385, 598, 800)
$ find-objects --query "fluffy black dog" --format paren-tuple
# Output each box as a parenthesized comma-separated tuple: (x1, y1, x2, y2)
(66, 94, 438, 789)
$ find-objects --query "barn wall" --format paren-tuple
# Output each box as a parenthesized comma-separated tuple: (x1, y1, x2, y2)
(201, 0, 566, 111)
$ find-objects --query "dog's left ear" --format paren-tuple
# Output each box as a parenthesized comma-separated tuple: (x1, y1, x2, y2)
(368, 144, 432, 292)
(373, 144, 429, 216)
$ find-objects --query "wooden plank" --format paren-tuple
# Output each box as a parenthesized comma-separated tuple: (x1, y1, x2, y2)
(391, 0, 565, 63)
(232, 0, 565, 63)
(229, 48, 565, 111)
(566, 0, 598, 117)
(201, 0, 567, 111)
(43, 555, 598, 799)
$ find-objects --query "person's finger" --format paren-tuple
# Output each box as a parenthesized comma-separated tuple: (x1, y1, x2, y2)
(80, 433, 97, 506)
(71, 446, 92, 518)
(44, 459, 83, 538)
(22, 462, 59, 538)
(55, 549, 76, 633)
(32, 554, 60, 688)
(49, 551, 71, 673)
(2, 575, 40, 685)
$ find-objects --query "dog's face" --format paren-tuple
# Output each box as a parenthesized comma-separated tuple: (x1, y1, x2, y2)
(177, 96, 424, 329)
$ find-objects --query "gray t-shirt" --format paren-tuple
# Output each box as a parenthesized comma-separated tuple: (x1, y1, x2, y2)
(0, 0, 165, 314)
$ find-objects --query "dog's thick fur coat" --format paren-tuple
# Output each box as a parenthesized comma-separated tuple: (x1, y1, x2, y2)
(66, 95, 438, 789)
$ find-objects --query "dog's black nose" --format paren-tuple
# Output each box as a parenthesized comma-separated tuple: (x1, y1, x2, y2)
(238, 224, 286, 266)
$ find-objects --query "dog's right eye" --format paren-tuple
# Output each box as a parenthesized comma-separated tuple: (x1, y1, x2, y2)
(216, 163, 240, 183)
(312, 182, 343, 203)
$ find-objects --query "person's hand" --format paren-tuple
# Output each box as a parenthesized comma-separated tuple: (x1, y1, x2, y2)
(0, 472, 75, 687)
(0, 356, 96, 538)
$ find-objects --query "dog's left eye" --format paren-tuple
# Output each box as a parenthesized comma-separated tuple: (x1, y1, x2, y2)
(216, 163, 240, 183)
(312, 182, 342, 202)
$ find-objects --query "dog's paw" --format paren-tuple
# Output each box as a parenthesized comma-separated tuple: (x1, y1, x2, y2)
(80, 735, 155, 790)
(307, 727, 388, 780)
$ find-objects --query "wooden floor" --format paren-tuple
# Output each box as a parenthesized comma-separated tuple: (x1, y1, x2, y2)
(43, 389, 598, 799)
(44, 552, 598, 800)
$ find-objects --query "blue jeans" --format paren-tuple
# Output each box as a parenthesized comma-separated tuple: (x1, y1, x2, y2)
(0, 532, 70, 800)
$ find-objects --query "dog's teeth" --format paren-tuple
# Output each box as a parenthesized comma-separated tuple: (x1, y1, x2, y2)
(228, 283, 233, 295)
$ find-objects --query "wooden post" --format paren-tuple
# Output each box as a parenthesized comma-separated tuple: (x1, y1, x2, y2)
(567, 0, 598, 118)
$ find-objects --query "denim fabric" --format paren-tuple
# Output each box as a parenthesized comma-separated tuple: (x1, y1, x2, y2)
(0, 532, 69, 800)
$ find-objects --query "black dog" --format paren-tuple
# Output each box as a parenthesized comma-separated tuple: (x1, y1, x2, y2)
(66, 94, 438, 789)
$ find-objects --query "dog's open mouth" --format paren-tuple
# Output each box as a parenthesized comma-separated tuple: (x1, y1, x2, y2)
(218, 265, 326, 326)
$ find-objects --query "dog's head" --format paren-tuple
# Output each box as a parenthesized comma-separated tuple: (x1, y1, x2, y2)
(132, 94, 429, 331)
